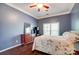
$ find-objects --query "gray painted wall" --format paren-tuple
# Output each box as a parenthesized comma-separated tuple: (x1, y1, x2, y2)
(71, 3, 79, 32)
(0, 4, 37, 51)
(71, 3, 79, 50)
(37, 14, 71, 35)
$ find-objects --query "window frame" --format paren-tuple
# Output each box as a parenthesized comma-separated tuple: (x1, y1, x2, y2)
(43, 22, 59, 36)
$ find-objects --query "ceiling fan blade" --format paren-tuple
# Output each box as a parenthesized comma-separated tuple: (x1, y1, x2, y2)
(30, 4, 36, 8)
(43, 5, 49, 9)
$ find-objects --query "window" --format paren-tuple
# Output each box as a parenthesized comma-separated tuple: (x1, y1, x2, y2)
(43, 22, 59, 36)
(43, 24, 50, 35)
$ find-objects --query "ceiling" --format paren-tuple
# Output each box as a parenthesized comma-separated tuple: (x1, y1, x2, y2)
(6, 3, 75, 20)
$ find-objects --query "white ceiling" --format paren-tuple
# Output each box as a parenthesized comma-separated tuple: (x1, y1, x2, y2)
(6, 3, 75, 20)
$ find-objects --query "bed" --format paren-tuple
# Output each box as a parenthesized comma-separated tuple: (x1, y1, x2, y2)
(32, 32, 79, 55)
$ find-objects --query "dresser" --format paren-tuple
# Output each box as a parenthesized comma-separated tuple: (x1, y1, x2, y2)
(21, 34, 33, 45)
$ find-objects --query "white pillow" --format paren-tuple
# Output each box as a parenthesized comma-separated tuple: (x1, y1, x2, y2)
(70, 31, 79, 36)
(63, 32, 79, 42)
(63, 32, 71, 37)
(63, 32, 79, 37)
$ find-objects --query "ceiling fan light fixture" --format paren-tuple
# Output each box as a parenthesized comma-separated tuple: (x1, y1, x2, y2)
(29, 3, 49, 12)
(37, 3, 43, 8)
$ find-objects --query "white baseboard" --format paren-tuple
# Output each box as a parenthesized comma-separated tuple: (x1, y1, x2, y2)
(0, 44, 22, 53)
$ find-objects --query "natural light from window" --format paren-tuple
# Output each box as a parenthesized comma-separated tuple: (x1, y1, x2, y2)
(43, 22, 59, 36)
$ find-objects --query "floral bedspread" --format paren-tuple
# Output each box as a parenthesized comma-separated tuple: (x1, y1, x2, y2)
(32, 35, 77, 55)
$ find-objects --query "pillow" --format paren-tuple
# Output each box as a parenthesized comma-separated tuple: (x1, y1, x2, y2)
(70, 31, 79, 36)
(63, 31, 79, 37)
(63, 32, 71, 37)
(63, 32, 79, 42)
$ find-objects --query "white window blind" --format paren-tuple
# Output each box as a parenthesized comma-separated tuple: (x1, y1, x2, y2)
(43, 22, 59, 36)
(43, 23, 50, 36)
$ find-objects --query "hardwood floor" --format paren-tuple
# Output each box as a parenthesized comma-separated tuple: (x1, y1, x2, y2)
(0, 42, 79, 55)
(0, 43, 49, 55)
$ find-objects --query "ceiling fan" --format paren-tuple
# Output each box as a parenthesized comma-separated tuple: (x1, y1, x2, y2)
(29, 3, 49, 12)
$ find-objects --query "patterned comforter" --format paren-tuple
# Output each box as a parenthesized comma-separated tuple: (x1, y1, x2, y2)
(32, 32, 79, 55)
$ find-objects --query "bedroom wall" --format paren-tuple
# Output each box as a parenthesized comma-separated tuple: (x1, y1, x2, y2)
(71, 3, 79, 50)
(71, 3, 79, 32)
(0, 3, 37, 51)
(37, 14, 71, 35)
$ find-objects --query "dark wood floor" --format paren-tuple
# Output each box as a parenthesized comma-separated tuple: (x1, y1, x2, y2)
(0, 43, 49, 55)
(0, 42, 79, 55)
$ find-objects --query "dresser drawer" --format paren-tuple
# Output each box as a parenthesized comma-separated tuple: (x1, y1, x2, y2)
(21, 34, 33, 45)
